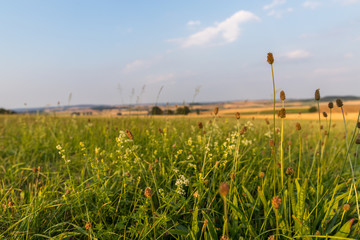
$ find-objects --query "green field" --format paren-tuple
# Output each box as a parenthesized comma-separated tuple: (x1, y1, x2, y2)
(0, 114, 360, 239)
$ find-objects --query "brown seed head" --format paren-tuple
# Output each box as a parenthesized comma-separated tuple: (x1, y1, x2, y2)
(220, 236, 229, 240)
(336, 98, 343, 107)
(240, 126, 247, 135)
(235, 112, 240, 119)
(328, 102, 334, 109)
(202, 219, 208, 230)
(269, 139, 275, 147)
(125, 129, 133, 140)
(296, 122, 301, 131)
(259, 172, 265, 178)
(85, 222, 92, 230)
(279, 108, 286, 118)
(214, 107, 219, 116)
(193, 191, 199, 198)
(280, 90, 286, 101)
(265, 118, 270, 125)
(198, 122, 203, 129)
(272, 196, 281, 209)
(343, 203, 351, 211)
(32, 167, 38, 173)
(204, 179, 209, 185)
(230, 172, 235, 180)
(144, 187, 153, 198)
(315, 231, 321, 236)
(356, 134, 360, 145)
(267, 52, 274, 64)
(286, 167, 294, 176)
(158, 128, 163, 134)
(7, 200, 14, 208)
(357, 122, 360, 128)
(315, 89, 320, 101)
(219, 182, 230, 197)
(323, 112, 328, 118)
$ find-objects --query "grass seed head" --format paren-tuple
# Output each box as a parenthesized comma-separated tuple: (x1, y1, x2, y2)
(328, 102, 334, 109)
(235, 112, 240, 119)
(268, 236, 275, 240)
(357, 122, 360, 128)
(259, 172, 265, 178)
(286, 167, 294, 176)
(279, 108, 286, 118)
(265, 118, 270, 125)
(240, 126, 247, 135)
(144, 187, 153, 198)
(202, 219, 208, 230)
(198, 122, 203, 129)
(158, 128, 163, 134)
(323, 112, 328, 118)
(269, 139, 275, 147)
(343, 204, 351, 211)
(125, 129, 133, 140)
(280, 90, 286, 101)
(214, 107, 219, 116)
(272, 196, 281, 209)
(315, 89, 320, 101)
(85, 222, 92, 230)
(336, 98, 343, 107)
(356, 134, 360, 145)
(219, 182, 230, 197)
(296, 122, 302, 131)
(267, 52, 274, 64)
(315, 231, 321, 236)
(220, 236, 229, 240)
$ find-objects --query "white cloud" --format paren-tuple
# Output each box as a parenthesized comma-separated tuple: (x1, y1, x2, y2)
(263, 0, 287, 10)
(146, 73, 175, 84)
(123, 59, 149, 74)
(314, 67, 349, 75)
(303, 1, 321, 9)
(187, 20, 201, 26)
(122, 55, 163, 74)
(181, 10, 260, 48)
(283, 49, 311, 59)
(267, 8, 293, 18)
(334, 0, 360, 5)
(344, 53, 353, 58)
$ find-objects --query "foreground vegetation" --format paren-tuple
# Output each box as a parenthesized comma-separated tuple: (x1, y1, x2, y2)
(0, 110, 359, 239)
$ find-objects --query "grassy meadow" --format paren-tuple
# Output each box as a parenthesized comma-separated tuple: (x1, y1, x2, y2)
(0, 108, 360, 239)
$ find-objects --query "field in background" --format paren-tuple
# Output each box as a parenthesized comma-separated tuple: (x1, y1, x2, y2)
(45, 99, 360, 121)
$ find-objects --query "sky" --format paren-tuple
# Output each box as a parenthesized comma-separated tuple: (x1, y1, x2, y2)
(0, 0, 360, 109)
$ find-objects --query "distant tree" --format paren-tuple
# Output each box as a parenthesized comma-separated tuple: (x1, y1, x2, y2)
(165, 109, 174, 115)
(176, 106, 191, 115)
(151, 106, 163, 115)
(308, 106, 317, 113)
(0, 108, 16, 114)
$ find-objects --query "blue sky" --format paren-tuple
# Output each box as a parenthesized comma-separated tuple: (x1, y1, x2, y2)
(0, 0, 359, 108)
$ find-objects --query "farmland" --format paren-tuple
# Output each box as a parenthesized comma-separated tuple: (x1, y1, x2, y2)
(0, 108, 360, 239)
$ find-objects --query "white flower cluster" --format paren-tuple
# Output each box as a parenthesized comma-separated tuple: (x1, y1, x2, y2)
(264, 131, 272, 138)
(241, 139, 253, 146)
(188, 163, 196, 170)
(245, 121, 254, 130)
(175, 175, 189, 187)
(175, 175, 189, 196)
